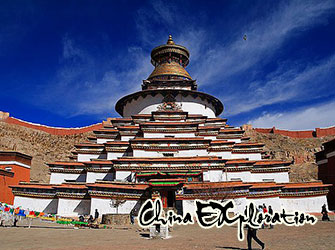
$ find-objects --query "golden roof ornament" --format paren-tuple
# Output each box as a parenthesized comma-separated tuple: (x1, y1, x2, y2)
(167, 35, 175, 45)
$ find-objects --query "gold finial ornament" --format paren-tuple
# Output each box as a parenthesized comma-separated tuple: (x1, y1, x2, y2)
(167, 35, 175, 45)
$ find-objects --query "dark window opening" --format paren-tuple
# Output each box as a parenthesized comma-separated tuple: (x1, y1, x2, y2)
(163, 153, 174, 157)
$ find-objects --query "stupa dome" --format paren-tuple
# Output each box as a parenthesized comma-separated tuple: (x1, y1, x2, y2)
(115, 35, 223, 118)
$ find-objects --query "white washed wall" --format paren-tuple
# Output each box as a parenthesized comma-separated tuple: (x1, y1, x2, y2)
(202, 136, 217, 140)
(143, 132, 196, 138)
(97, 138, 115, 144)
(232, 153, 262, 160)
(50, 172, 86, 184)
(246, 197, 281, 212)
(91, 198, 139, 215)
(133, 149, 208, 158)
(280, 196, 328, 213)
(57, 198, 91, 217)
(182, 197, 247, 216)
(226, 139, 242, 143)
(226, 171, 252, 182)
(115, 171, 133, 181)
(182, 196, 325, 215)
(14, 196, 58, 214)
(107, 152, 125, 160)
(208, 151, 232, 158)
(181, 196, 327, 216)
(86, 172, 109, 183)
(77, 153, 106, 162)
(122, 94, 217, 118)
(208, 170, 225, 182)
(121, 136, 135, 141)
(231, 197, 248, 214)
(209, 170, 251, 182)
(251, 172, 289, 183)
(203, 171, 210, 181)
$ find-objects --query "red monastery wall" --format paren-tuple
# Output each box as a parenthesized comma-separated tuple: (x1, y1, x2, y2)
(252, 128, 273, 133)
(273, 128, 314, 138)
(254, 126, 335, 138)
(0, 112, 102, 135)
(316, 127, 335, 138)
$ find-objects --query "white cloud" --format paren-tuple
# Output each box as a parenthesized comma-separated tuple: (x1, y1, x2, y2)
(248, 100, 335, 130)
(36, 37, 152, 117)
(73, 47, 152, 116)
(225, 54, 335, 116)
(193, 0, 335, 86)
(134, 0, 335, 118)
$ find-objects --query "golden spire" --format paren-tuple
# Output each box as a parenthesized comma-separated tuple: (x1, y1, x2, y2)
(167, 35, 175, 45)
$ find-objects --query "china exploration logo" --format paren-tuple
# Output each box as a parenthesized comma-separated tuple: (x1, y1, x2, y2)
(137, 198, 317, 241)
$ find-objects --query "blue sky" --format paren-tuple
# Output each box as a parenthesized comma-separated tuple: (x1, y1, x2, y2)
(1, 0, 335, 129)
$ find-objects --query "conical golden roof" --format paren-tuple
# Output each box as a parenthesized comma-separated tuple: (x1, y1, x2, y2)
(148, 61, 192, 80)
(148, 35, 192, 80)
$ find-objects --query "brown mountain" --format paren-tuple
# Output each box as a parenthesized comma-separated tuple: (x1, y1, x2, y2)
(244, 126, 335, 182)
(0, 121, 92, 182)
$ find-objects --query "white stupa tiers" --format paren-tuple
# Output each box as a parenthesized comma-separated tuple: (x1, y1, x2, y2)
(11, 36, 330, 218)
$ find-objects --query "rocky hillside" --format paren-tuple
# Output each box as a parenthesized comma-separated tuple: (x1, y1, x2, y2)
(0, 121, 92, 183)
(1, 120, 334, 183)
(245, 128, 335, 182)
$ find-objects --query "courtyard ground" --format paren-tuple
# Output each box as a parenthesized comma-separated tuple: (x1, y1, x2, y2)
(0, 215, 334, 250)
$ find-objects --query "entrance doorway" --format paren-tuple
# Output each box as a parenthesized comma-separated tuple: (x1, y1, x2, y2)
(160, 190, 176, 208)
(167, 190, 175, 207)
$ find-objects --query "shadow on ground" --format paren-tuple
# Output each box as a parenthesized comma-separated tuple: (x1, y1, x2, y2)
(215, 246, 246, 250)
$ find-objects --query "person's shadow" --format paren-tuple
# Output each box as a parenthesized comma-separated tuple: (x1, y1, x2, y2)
(215, 247, 264, 250)
(215, 247, 247, 250)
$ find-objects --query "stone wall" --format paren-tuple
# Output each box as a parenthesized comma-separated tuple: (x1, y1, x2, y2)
(101, 214, 130, 225)
(251, 125, 335, 138)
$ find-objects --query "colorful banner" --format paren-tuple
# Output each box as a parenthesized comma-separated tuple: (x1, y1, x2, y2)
(0, 202, 88, 226)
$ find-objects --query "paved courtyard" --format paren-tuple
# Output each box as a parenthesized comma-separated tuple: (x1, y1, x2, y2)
(0, 216, 334, 250)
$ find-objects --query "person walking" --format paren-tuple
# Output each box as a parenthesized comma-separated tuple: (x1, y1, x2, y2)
(247, 225, 265, 250)
(94, 209, 99, 220)
(258, 205, 265, 229)
(262, 204, 268, 228)
(268, 205, 274, 229)
(130, 212, 135, 225)
(321, 204, 330, 221)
